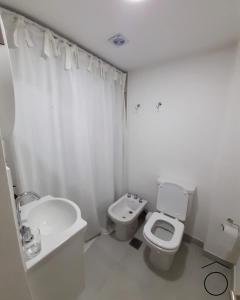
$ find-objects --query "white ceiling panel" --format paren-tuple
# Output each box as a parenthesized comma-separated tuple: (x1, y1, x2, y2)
(0, 0, 240, 70)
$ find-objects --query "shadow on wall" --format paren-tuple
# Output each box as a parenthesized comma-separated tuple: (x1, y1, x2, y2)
(185, 188, 199, 238)
(143, 243, 189, 281)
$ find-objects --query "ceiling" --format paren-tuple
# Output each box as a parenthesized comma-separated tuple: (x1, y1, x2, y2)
(0, 0, 240, 71)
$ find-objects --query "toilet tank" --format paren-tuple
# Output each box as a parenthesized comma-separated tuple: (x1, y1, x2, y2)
(156, 180, 195, 222)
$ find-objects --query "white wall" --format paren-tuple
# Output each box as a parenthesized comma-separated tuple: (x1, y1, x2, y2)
(0, 140, 32, 300)
(204, 45, 240, 263)
(0, 25, 15, 139)
(234, 258, 240, 295)
(127, 47, 236, 242)
(0, 16, 32, 300)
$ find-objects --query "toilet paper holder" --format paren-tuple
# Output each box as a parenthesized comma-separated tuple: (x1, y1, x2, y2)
(221, 218, 240, 231)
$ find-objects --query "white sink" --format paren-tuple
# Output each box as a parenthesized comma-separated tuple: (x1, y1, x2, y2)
(21, 195, 87, 269)
(28, 199, 78, 235)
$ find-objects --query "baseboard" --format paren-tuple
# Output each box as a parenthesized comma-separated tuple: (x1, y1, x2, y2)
(183, 233, 204, 248)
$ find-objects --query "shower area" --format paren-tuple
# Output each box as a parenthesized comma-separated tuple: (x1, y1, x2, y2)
(2, 10, 127, 241)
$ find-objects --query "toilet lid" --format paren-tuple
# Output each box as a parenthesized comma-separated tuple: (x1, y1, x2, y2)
(143, 212, 184, 251)
(157, 182, 189, 222)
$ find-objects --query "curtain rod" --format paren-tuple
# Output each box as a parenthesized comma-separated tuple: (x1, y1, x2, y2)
(0, 4, 127, 74)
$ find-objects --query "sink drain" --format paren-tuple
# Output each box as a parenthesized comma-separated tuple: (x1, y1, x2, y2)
(204, 272, 228, 296)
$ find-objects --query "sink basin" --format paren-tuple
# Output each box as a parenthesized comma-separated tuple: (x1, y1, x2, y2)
(28, 199, 78, 235)
(21, 195, 87, 269)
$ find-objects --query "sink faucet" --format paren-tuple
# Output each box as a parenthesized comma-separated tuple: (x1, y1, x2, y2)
(15, 196, 22, 228)
(15, 191, 40, 230)
(16, 191, 40, 206)
(15, 197, 34, 245)
(15, 191, 40, 229)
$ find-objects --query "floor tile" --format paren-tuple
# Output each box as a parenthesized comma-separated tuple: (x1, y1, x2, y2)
(80, 228, 232, 300)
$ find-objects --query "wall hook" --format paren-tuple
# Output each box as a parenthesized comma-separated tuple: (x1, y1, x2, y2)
(156, 101, 162, 111)
(135, 104, 141, 111)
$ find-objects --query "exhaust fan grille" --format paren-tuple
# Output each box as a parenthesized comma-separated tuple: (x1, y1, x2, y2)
(108, 33, 129, 47)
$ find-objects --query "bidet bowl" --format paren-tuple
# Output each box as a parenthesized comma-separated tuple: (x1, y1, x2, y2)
(108, 193, 147, 240)
(108, 194, 147, 225)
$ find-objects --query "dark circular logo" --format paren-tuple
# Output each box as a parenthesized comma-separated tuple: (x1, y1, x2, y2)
(204, 272, 228, 296)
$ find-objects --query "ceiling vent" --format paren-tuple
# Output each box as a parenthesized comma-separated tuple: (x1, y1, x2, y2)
(108, 33, 129, 47)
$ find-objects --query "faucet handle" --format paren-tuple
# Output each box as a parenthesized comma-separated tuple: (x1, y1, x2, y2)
(20, 226, 33, 245)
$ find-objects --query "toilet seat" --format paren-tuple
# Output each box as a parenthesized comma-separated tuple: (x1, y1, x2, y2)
(143, 212, 184, 251)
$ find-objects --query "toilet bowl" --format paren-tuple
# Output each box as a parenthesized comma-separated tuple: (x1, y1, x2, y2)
(143, 212, 184, 270)
(108, 193, 147, 241)
(143, 180, 195, 271)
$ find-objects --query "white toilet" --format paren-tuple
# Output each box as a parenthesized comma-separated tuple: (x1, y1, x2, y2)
(143, 179, 195, 271)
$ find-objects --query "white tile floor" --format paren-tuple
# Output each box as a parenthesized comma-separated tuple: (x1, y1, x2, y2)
(80, 228, 232, 300)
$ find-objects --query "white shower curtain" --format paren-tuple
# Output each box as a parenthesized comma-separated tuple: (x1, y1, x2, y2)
(2, 13, 127, 239)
